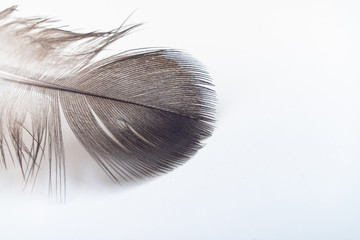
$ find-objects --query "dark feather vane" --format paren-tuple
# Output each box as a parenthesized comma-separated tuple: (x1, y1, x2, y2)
(0, 6, 216, 196)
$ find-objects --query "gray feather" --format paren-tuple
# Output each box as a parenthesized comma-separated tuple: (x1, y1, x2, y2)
(0, 6, 216, 194)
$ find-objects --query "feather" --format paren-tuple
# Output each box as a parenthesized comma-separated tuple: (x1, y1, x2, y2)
(0, 6, 216, 196)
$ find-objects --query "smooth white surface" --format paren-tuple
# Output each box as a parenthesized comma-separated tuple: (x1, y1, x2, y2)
(0, 0, 360, 239)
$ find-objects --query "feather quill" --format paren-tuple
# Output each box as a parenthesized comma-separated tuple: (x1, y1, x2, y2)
(0, 6, 216, 195)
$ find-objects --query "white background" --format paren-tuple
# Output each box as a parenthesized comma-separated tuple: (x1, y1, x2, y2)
(0, 0, 360, 239)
